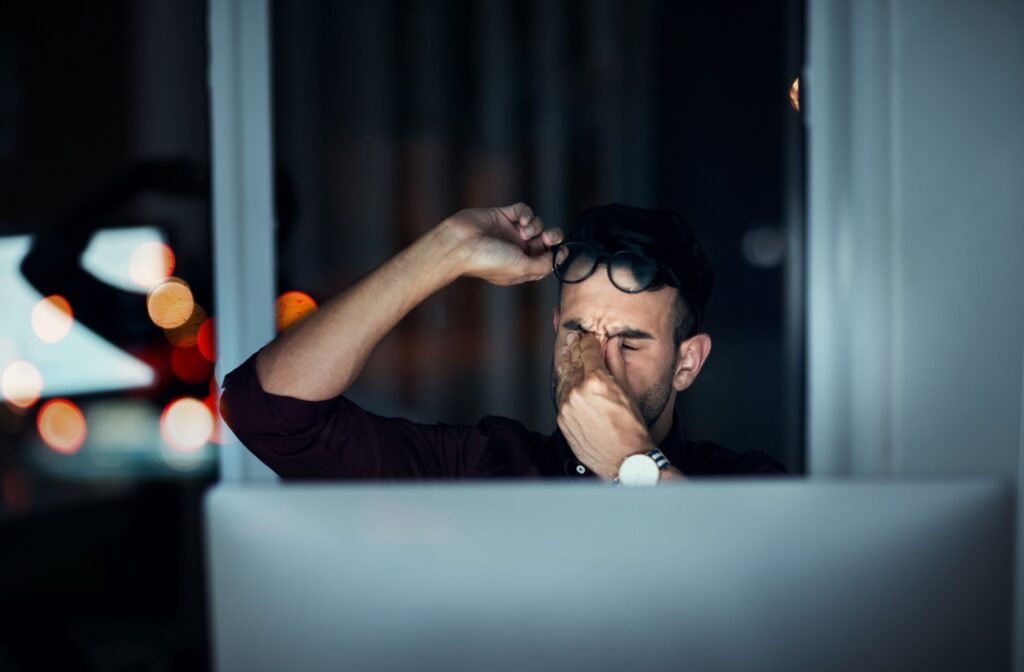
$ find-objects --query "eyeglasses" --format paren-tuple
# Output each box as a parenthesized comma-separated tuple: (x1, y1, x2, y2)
(552, 241, 701, 331)
(552, 240, 680, 291)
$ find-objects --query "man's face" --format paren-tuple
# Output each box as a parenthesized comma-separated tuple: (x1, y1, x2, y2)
(550, 266, 681, 428)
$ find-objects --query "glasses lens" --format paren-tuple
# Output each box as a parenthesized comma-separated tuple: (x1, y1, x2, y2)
(609, 251, 658, 292)
(554, 242, 599, 282)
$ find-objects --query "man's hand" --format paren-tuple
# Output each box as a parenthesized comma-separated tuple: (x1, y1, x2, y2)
(440, 203, 563, 286)
(556, 332, 657, 481)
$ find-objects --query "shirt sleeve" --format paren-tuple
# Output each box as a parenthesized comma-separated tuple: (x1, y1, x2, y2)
(218, 348, 492, 480)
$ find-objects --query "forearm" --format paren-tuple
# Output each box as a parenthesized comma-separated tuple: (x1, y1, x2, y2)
(255, 222, 467, 401)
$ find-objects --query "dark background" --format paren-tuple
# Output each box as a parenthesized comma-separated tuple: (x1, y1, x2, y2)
(0, 1, 802, 668)
(272, 0, 804, 468)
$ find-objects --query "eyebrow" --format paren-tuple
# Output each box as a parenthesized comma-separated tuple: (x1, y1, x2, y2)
(561, 318, 655, 341)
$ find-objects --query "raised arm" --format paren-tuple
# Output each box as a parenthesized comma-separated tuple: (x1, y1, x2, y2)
(255, 203, 563, 401)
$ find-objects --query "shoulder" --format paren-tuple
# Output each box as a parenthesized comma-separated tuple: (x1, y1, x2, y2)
(680, 441, 788, 477)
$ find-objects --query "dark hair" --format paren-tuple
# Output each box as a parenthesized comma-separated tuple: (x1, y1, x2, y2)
(557, 203, 714, 345)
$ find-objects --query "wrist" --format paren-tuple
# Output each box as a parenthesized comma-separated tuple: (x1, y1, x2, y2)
(431, 218, 474, 280)
(412, 221, 470, 285)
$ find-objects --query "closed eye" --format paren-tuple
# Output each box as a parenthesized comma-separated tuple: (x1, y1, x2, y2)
(622, 344, 638, 351)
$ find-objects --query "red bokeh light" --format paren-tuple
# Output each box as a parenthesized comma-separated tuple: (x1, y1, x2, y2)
(171, 345, 214, 384)
(197, 317, 217, 362)
(37, 398, 87, 454)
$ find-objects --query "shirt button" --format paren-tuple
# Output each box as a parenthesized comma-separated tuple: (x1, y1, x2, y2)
(575, 464, 586, 475)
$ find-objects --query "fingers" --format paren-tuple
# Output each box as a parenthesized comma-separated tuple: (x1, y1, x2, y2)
(495, 202, 562, 252)
(576, 332, 607, 375)
(541, 227, 564, 246)
(556, 335, 584, 405)
(518, 215, 542, 239)
(526, 226, 563, 255)
(496, 202, 534, 227)
(516, 252, 553, 280)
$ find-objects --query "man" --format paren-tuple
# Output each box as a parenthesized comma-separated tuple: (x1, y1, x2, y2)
(220, 203, 785, 483)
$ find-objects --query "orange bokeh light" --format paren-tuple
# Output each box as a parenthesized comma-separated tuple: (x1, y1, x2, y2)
(37, 398, 87, 454)
(1, 360, 44, 409)
(161, 397, 214, 453)
(276, 291, 318, 332)
(147, 277, 195, 329)
(31, 295, 74, 343)
(165, 303, 208, 348)
(129, 242, 176, 288)
(171, 345, 214, 384)
(197, 318, 217, 362)
(789, 76, 800, 112)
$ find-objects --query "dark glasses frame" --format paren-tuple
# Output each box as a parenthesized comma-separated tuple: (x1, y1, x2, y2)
(551, 241, 702, 333)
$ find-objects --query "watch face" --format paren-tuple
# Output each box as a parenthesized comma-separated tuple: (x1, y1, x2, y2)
(618, 454, 660, 487)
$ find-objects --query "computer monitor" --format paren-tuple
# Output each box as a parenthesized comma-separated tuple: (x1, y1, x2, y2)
(204, 480, 1012, 671)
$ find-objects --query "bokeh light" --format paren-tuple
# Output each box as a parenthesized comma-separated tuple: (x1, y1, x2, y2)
(147, 277, 195, 329)
(31, 295, 74, 343)
(789, 76, 800, 111)
(1, 360, 44, 409)
(197, 318, 217, 362)
(160, 397, 214, 453)
(129, 241, 176, 288)
(742, 226, 786, 268)
(36, 398, 87, 454)
(203, 392, 228, 445)
(171, 345, 214, 384)
(164, 303, 208, 348)
(276, 290, 318, 332)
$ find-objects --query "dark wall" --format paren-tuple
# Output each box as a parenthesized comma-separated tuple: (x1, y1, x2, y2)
(272, 0, 804, 470)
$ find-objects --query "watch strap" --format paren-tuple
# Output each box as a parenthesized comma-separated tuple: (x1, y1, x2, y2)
(648, 448, 671, 470)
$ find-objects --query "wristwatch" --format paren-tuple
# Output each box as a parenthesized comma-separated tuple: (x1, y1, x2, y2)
(615, 448, 671, 487)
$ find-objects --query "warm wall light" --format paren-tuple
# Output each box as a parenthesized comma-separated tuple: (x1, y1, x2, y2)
(129, 241, 176, 288)
(31, 295, 74, 343)
(37, 398, 87, 454)
(1, 360, 44, 409)
(789, 76, 800, 111)
(276, 291, 318, 332)
(161, 397, 214, 452)
(147, 277, 195, 329)
(165, 303, 208, 348)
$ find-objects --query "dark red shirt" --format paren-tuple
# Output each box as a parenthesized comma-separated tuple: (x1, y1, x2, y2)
(220, 348, 787, 480)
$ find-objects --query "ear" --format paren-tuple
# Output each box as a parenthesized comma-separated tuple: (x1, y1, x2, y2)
(552, 307, 560, 334)
(672, 334, 712, 392)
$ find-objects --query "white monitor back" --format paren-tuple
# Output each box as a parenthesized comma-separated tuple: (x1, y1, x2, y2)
(205, 480, 1012, 672)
